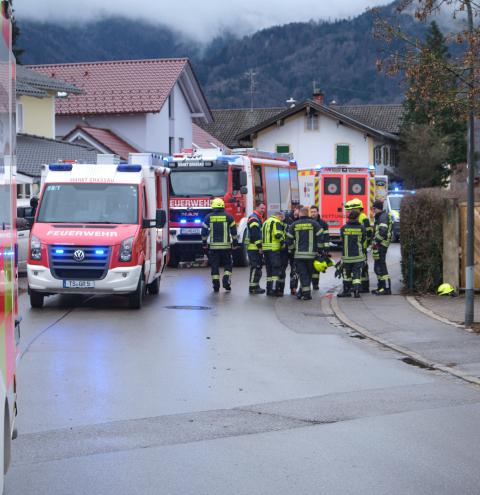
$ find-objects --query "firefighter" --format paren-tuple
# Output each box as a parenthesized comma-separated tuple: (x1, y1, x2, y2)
(338, 209, 366, 298)
(246, 202, 266, 294)
(286, 206, 323, 301)
(371, 199, 393, 295)
(262, 211, 285, 296)
(278, 212, 290, 296)
(309, 205, 330, 290)
(201, 198, 239, 292)
(283, 206, 301, 294)
(345, 198, 373, 293)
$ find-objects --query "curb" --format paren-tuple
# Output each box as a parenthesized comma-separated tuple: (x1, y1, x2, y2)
(329, 295, 480, 388)
(406, 296, 465, 330)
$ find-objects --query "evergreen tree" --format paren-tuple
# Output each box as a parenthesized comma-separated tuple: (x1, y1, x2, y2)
(11, 1, 23, 63)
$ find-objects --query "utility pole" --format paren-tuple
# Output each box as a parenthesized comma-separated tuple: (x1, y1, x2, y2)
(465, 0, 476, 326)
(246, 70, 257, 111)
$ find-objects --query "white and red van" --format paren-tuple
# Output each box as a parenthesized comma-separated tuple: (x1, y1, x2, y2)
(27, 153, 170, 309)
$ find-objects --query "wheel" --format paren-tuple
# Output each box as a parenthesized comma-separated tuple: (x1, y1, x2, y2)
(129, 273, 145, 309)
(29, 289, 44, 309)
(147, 276, 160, 295)
(232, 233, 249, 267)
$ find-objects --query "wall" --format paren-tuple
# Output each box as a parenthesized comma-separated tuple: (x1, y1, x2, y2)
(253, 111, 371, 170)
(56, 114, 148, 151)
(19, 94, 55, 138)
(172, 83, 193, 152)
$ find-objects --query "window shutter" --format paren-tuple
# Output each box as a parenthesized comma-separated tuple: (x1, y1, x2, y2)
(336, 145, 350, 165)
(276, 145, 290, 153)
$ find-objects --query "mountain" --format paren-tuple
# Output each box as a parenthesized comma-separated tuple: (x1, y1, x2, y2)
(17, 3, 426, 107)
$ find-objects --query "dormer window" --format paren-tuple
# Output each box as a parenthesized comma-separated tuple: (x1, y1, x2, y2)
(305, 113, 319, 131)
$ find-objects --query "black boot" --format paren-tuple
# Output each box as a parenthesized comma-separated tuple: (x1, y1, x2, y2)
(312, 277, 319, 291)
(353, 288, 361, 298)
(360, 281, 370, 294)
(222, 275, 231, 291)
(276, 282, 285, 297)
(337, 282, 352, 298)
(213, 281, 220, 293)
(301, 291, 312, 301)
(249, 287, 266, 294)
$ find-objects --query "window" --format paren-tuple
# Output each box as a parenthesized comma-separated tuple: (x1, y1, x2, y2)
(324, 177, 341, 195)
(178, 137, 184, 151)
(306, 113, 319, 131)
(16, 102, 23, 133)
(348, 177, 365, 195)
(336, 144, 350, 165)
(232, 168, 241, 193)
(169, 137, 174, 155)
(168, 92, 174, 119)
(383, 146, 390, 166)
(276, 144, 290, 154)
(374, 146, 382, 165)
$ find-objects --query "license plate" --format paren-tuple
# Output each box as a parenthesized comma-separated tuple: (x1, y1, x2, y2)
(63, 280, 95, 289)
(181, 228, 202, 235)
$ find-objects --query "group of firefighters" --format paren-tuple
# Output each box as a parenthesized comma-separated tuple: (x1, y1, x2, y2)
(201, 197, 393, 300)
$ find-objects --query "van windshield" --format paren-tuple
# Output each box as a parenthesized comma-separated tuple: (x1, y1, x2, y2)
(37, 183, 139, 224)
(388, 196, 402, 211)
(169, 170, 228, 197)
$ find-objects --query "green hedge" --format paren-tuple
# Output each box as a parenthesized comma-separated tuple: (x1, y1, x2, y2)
(400, 190, 444, 293)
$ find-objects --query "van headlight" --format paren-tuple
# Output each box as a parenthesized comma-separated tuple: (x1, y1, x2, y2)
(119, 236, 134, 262)
(30, 235, 42, 260)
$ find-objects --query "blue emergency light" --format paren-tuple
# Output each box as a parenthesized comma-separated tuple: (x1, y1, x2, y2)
(49, 164, 73, 171)
(95, 249, 105, 255)
(180, 219, 187, 224)
(117, 164, 142, 172)
(54, 248, 65, 254)
(194, 219, 201, 224)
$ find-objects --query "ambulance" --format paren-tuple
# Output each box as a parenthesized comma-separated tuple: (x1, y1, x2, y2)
(164, 149, 300, 266)
(299, 165, 375, 239)
(27, 153, 170, 309)
(0, 1, 18, 489)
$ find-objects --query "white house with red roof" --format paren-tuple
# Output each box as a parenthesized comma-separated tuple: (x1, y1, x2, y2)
(28, 58, 213, 155)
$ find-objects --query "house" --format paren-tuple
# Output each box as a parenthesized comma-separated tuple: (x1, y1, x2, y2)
(192, 123, 228, 151)
(28, 59, 213, 155)
(17, 65, 81, 139)
(16, 66, 99, 197)
(236, 92, 402, 174)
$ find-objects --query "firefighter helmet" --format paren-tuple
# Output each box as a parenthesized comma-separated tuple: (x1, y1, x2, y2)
(211, 197, 225, 209)
(437, 283, 456, 296)
(345, 198, 363, 210)
(314, 255, 334, 273)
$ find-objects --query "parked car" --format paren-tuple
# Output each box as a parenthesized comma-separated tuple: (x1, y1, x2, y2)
(17, 199, 35, 274)
(386, 190, 415, 242)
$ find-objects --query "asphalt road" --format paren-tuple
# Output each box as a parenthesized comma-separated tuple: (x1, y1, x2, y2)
(6, 246, 480, 494)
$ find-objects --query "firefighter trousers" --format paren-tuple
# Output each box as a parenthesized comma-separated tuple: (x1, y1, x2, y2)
(248, 250, 263, 289)
(209, 249, 233, 287)
(279, 250, 290, 291)
(342, 261, 364, 291)
(373, 245, 390, 289)
(361, 258, 370, 291)
(295, 259, 314, 295)
(264, 251, 282, 291)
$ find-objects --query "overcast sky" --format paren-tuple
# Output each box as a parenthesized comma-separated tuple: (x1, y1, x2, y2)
(16, 0, 393, 41)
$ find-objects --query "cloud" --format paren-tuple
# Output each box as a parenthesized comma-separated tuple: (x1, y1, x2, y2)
(16, 0, 392, 41)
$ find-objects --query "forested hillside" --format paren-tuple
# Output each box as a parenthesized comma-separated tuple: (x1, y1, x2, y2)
(17, 2, 426, 107)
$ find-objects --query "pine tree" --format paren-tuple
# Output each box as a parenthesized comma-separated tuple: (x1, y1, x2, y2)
(11, 1, 23, 63)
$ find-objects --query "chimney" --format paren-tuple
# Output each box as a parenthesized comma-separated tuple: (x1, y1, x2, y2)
(313, 89, 325, 105)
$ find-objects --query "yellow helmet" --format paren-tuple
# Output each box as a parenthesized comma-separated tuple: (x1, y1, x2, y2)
(437, 283, 456, 296)
(345, 198, 363, 210)
(314, 256, 334, 273)
(211, 197, 225, 209)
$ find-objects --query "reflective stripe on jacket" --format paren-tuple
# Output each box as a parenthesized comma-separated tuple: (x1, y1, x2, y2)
(374, 210, 393, 248)
(201, 209, 238, 249)
(359, 212, 373, 249)
(262, 216, 284, 252)
(341, 221, 366, 263)
(286, 216, 323, 259)
(246, 211, 263, 251)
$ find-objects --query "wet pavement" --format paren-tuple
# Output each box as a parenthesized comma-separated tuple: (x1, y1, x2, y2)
(6, 246, 480, 494)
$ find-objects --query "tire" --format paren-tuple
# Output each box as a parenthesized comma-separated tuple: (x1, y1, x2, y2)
(147, 276, 160, 295)
(129, 272, 145, 309)
(29, 289, 44, 309)
(232, 233, 249, 267)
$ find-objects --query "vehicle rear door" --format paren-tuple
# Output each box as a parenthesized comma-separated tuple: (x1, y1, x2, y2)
(320, 173, 344, 233)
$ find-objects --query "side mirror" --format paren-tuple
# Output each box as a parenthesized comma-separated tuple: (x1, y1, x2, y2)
(240, 186, 248, 195)
(156, 209, 167, 228)
(240, 171, 247, 187)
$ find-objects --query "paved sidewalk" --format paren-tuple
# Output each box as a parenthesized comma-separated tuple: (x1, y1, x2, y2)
(329, 292, 480, 384)
(416, 294, 480, 326)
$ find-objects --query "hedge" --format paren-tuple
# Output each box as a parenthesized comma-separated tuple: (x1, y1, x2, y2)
(400, 189, 444, 293)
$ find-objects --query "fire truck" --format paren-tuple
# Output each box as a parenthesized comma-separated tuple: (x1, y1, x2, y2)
(27, 153, 170, 309)
(164, 149, 300, 266)
(0, 1, 18, 490)
(298, 165, 376, 238)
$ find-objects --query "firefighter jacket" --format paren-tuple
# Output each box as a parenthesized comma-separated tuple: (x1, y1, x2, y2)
(262, 216, 285, 252)
(286, 216, 323, 259)
(341, 220, 366, 263)
(359, 212, 373, 249)
(312, 214, 331, 252)
(246, 210, 263, 251)
(201, 209, 238, 249)
(374, 210, 393, 248)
